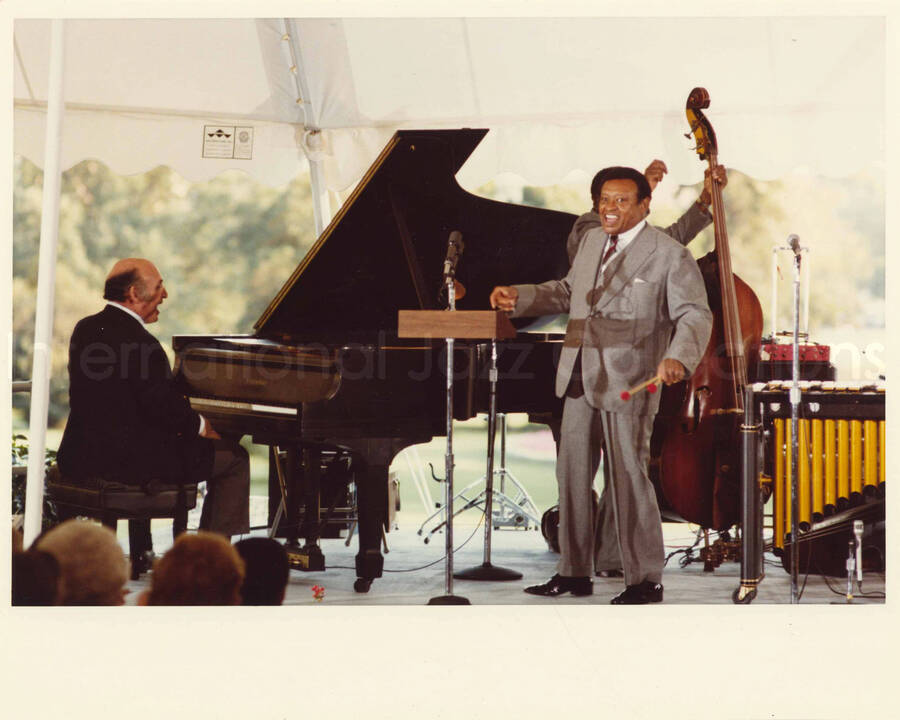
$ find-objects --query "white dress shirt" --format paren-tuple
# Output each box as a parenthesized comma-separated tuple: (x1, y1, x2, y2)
(600, 219, 647, 274)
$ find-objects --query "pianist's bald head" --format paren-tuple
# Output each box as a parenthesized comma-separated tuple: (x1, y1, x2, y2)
(104, 258, 151, 299)
(103, 258, 168, 323)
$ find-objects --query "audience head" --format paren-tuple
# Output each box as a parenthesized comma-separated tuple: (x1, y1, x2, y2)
(36, 519, 129, 605)
(12, 550, 61, 605)
(144, 532, 245, 606)
(234, 537, 290, 605)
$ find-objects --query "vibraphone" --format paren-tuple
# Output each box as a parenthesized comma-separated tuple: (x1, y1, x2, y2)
(733, 380, 885, 603)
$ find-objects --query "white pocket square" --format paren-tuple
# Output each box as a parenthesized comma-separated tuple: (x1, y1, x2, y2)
(633, 277, 647, 284)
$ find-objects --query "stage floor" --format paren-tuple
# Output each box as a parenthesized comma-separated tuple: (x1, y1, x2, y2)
(123, 496, 885, 606)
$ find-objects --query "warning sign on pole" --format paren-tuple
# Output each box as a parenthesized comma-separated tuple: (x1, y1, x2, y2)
(202, 125, 253, 159)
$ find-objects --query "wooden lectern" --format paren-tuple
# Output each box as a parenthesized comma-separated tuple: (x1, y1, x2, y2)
(397, 310, 517, 341)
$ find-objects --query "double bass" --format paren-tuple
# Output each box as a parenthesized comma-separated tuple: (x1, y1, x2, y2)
(650, 88, 764, 529)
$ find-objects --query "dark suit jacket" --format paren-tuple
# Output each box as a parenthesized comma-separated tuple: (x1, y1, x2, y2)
(57, 304, 212, 486)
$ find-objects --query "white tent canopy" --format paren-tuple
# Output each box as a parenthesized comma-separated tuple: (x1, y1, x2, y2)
(10, 14, 886, 544)
(14, 16, 885, 192)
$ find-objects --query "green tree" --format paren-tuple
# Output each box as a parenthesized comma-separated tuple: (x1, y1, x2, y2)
(14, 157, 883, 429)
(479, 168, 883, 335)
(13, 158, 317, 427)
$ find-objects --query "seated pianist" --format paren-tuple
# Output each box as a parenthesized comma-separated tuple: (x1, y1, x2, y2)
(56, 258, 251, 568)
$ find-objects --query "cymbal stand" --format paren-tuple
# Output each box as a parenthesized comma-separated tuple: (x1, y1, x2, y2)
(492, 413, 541, 529)
(428, 277, 470, 605)
(403, 446, 436, 515)
(454, 340, 522, 581)
(416, 411, 541, 540)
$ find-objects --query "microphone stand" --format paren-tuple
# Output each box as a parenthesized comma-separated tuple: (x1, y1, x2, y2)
(428, 269, 470, 605)
(454, 338, 523, 581)
(845, 519, 865, 603)
(845, 539, 857, 602)
(788, 237, 802, 604)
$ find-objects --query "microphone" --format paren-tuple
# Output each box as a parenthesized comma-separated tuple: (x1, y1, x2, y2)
(442, 231, 464, 281)
(853, 520, 864, 584)
(788, 233, 801, 256)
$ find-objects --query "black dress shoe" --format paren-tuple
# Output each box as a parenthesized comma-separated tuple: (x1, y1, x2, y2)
(596, 568, 624, 578)
(130, 550, 156, 581)
(524, 574, 592, 597)
(610, 580, 663, 605)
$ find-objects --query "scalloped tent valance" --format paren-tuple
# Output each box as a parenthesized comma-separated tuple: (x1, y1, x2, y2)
(14, 16, 884, 191)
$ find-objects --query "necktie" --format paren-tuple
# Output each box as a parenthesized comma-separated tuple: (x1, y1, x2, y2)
(602, 235, 619, 265)
(590, 234, 618, 308)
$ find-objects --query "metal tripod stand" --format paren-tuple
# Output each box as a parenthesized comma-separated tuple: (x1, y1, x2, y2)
(454, 339, 530, 580)
(417, 379, 542, 551)
(417, 413, 542, 542)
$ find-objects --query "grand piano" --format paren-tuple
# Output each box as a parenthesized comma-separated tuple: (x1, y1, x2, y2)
(172, 129, 576, 591)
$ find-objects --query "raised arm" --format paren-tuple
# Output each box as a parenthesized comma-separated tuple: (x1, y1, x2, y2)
(653, 163, 727, 247)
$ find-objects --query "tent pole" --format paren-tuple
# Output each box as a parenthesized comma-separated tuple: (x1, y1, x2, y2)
(23, 19, 66, 547)
(305, 132, 330, 237)
(281, 19, 331, 237)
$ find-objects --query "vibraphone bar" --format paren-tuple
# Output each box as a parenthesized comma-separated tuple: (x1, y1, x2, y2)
(733, 380, 885, 603)
(757, 380, 885, 554)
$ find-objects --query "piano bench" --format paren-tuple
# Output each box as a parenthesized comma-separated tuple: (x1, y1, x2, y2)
(45, 465, 198, 576)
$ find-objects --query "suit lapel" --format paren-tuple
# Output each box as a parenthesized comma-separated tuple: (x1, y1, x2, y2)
(593, 226, 656, 313)
(577, 227, 605, 296)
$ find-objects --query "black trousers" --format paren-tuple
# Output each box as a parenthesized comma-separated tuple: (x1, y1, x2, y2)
(128, 437, 249, 554)
(128, 519, 154, 556)
(127, 435, 214, 556)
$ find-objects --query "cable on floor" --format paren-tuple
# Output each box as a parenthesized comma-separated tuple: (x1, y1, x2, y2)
(325, 510, 486, 573)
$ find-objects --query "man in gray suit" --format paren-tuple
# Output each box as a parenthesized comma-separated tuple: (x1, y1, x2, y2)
(589, 161, 724, 577)
(491, 167, 714, 603)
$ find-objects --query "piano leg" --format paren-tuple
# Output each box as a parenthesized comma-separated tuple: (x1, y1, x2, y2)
(284, 445, 325, 572)
(353, 459, 388, 593)
(285, 447, 301, 543)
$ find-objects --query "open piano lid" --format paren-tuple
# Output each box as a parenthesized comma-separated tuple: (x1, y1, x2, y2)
(254, 128, 575, 342)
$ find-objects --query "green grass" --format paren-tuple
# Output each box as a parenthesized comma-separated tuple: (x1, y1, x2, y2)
(246, 415, 560, 524)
